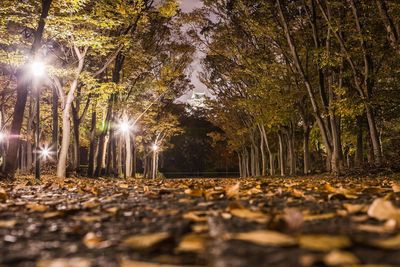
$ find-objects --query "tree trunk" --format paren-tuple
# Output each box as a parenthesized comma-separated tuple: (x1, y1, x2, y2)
(3, 0, 53, 178)
(87, 108, 97, 177)
(355, 116, 363, 167)
(56, 46, 87, 178)
(303, 125, 311, 175)
(52, 85, 58, 159)
(278, 132, 285, 177)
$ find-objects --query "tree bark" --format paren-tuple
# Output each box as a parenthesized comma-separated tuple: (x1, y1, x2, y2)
(87, 107, 97, 177)
(3, 0, 53, 178)
(56, 46, 87, 178)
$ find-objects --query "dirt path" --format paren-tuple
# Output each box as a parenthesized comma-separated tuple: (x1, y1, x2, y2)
(1, 176, 400, 267)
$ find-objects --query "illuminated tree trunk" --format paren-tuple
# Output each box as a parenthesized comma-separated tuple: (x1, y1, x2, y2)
(57, 46, 87, 178)
(125, 134, 132, 178)
(52, 85, 58, 160)
(3, 0, 53, 178)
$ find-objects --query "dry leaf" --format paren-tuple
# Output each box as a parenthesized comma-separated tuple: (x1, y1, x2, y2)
(323, 250, 359, 266)
(26, 203, 49, 212)
(391, 182, 400, 193)
(303, 213, 336, 221)
(324, 184, 358, 199)
(369, 234, 400, 250)
(291, 189, 305, 198)
(229, 203, 269, 224)
(120, 259, 184, 267)
(118, 183, 130, 189)
(106, 207, 119, 215)
(343, 203, 367, 214)
(183, 211, 208, 222)
(356, 219, 396, 234)
(82, 198, 100, 209)
(176, 234, 207, 253)
(367, 198, 400, 224)
(231, 230, 296, 247)
(299, 235, 351, 251)
(37, 258, 91, 267)
(42, 211, 63, 219)
(122, 232, 170, 250)
(0, 219, 16, 228)
(184, 189, 203, 197)
(0, 187, 7, 202)
(83, 232, 110, 249)
(225, 182, 240, 199)
(191, 224, 209, 233)
(73, 215, 102, 223)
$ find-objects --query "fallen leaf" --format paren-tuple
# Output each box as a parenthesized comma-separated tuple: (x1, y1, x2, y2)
(26, 203, 49, 212)
(291, 189, 305, 198)
(0, 187, 7, 202)
(225, 182, 240, 199)
(83, 232, 110, 249)
(369, 234, 400, 250)
(82, 198, 100, 209)
(303, 213, 336, 221)
(118, 183, 129, 189)
(0, 219, 16, 228)
(323, 250, 359, 266)
(391, 182, 400, 193)
(324, 183, 358, 199)
(73, 215, 102, 223)
(122, 232, 170, 250)
(106, 207, 119, 215)
(229, 203, 269, 224)
(42, 211, 63, 219)
(343, 203, 367, 214)
(37, 258, 91, 267)
(183, 211, 208, 222)
(367, 198, 400, 224)
(231, 230, 296, 247)
(356, 219, 396, 234)
(184, 189, 203, 197)
(120, 259, 184, 267)
(299, 235, 351, 251)
(191, 224, 209, 233)
(176, 234, 207, 253)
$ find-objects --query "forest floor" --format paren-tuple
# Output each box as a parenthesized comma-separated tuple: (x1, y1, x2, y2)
(1, 175, 400, 267)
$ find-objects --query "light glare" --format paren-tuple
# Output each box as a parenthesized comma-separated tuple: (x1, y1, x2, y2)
(152, 144, 159, 151)
(30, 60, 46, 77)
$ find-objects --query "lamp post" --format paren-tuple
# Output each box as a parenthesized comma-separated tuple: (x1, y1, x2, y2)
(30, 59, 46, 180)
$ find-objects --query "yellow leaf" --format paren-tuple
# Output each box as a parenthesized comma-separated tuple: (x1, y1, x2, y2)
(323, 250, 359, 266)
(122, 232, 170, 250)
(183, 211, 208, 222)
(176, 234, 207, 253)
(26, 203, 49, 212)
(225, 182, 240, 199)
(299, 235, 351, 251)
(0, 219, 16, 228)
(231, 230, 296, 247)
(370, 234, 400, 250)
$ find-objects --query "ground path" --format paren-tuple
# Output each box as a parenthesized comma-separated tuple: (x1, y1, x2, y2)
(1, 175, 400, 267)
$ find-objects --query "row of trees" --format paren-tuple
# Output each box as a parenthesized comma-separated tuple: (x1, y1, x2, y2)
(0, 0, 194, 179)
(189, 0, 400, 176)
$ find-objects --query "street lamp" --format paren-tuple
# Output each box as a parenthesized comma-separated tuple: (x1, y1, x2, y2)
(30, 59, 46, 180)
(117, 119, 135, 179)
